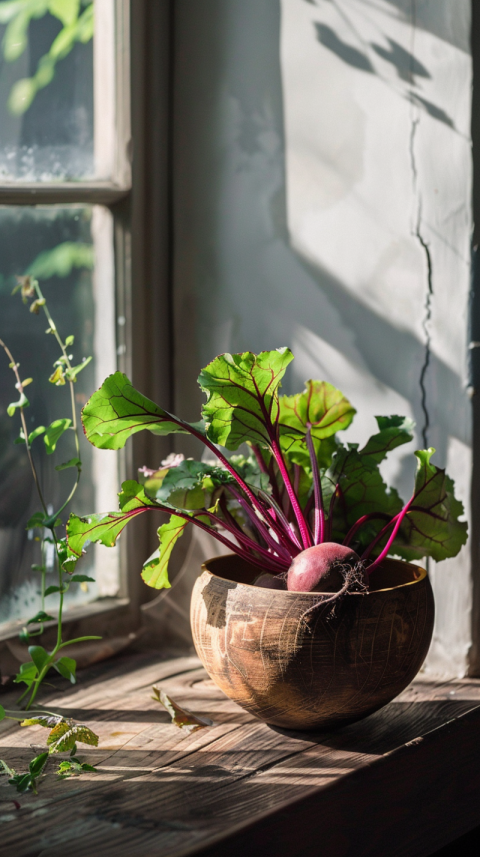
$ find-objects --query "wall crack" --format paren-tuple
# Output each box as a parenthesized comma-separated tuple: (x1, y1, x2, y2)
(410, 1, 433, 450)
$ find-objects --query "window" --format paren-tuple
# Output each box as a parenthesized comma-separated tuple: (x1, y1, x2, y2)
(0, 0, 136, 637)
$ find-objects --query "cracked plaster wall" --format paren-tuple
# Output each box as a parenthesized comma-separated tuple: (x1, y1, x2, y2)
(170, 0, 473, 675)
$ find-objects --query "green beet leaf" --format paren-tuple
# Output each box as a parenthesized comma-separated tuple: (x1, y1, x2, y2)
(144, 459, 235, 511)
(229, 452, 271, 491)
(392, 449, 468, 562)
(358, 415, 415, 463)
(327, 447, 403, 546)
(67, 480, 160, 556)
(142, 515, 188, 589)
(82, 372, 199, 450)
(44, 418, 72, 454)
(56, 536, 79, 573)
(279, 380, 356, 465)
(198, 348, 294, 450)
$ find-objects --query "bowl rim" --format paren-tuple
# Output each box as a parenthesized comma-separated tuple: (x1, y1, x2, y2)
(201, 554, 427, 595)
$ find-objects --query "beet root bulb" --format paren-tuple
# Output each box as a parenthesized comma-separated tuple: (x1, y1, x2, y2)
(287, 543, 365, 593)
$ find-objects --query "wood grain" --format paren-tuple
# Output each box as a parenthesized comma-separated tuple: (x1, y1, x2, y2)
(191, 556, 435, 730)
(1, 650, 480, 857)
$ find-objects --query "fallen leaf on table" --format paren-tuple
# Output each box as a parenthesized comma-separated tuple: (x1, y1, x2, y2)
(152, 686, 214, 733)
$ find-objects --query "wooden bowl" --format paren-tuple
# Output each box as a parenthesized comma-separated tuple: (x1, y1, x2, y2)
(190, 554, 435, 730)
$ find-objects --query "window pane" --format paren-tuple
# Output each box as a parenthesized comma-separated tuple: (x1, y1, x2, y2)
(0, 205, 119, 624)
(0, 0, 116, 181)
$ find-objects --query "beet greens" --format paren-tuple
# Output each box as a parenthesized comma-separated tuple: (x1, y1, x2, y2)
(67, 348, 468, 587)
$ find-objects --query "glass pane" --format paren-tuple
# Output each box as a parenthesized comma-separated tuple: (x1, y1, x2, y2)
(0, 0, 114, 181)
(0, 205, 119, 624)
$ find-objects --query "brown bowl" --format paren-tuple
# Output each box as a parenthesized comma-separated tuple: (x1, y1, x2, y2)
(190, 554, 435, 730)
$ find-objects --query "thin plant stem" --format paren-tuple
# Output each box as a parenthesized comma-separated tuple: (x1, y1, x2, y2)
(270, 439, 312, 549)
(0, 339, 49, 515)
(306, 428, 324, 545)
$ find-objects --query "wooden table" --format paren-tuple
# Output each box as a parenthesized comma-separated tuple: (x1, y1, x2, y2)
(1, 649, 480, 857)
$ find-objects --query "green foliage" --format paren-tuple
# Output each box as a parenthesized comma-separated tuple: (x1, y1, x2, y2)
(43, 417, 71, 453)
(279, 379, 356, 465)
(142, 517, 187, 589)
(57, 757, 97, 778)
(144, 459, 235, 510)
(0, 713, 99, 794)
(327, 447, 404, 548)
(393, 449, 468, 561)
(0, 0, 94, 115)
(198, 348, 294, 449)
(75, 347, 468, 589)
(67, 479, 159, 557)
(1, 274, 96, 710)
(27, 242, 94, 280)
(82, 372, 198, 450)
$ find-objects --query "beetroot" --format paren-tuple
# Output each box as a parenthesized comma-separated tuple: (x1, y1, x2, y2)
(287, 543, 363, 593)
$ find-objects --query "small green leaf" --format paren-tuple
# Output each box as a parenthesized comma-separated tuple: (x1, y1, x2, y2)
(21, 714, 64, 728)
(26, 611, 55, 625)
(14, 661, 38, 688)
(28, 425, 46, 443)
(44, 585, 62, 597)
(69, 575, 94, 583)
(8, 772, 34, 794)
(26, 512, 46, 530)
(65, 355, 92, 382)
(0, 759, 15, 777)
(55, 457, 81, 471)
(14, 429, 26, 445)
(29, 752, 49, 778)
(28, 645, 50, 672)
(65, 335, 75, 347)
(44, 418, 72, 454)
(48, 722, 99, 754)
(57, 757, 97, 778)
(29, 298, 46, 314)
(7, 391, 29, 416)
(0, 705, 5, 721)
(48, 366, 66, 386)
(54, 656, 76, 684)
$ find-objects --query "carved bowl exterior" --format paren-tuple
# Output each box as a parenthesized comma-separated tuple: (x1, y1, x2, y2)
(190, 555, 435, 730)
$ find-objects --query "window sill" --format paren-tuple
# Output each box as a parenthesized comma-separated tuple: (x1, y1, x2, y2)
(1, 652, 479, 857)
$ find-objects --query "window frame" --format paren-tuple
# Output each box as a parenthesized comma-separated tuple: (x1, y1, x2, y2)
(0, 0, 174, 646)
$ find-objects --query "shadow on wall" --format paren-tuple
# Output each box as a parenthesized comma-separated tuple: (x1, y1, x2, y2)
(173, 0, 468, 486)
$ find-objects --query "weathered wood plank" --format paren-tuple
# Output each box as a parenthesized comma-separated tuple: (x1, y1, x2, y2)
(0, 652, 480, 857)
